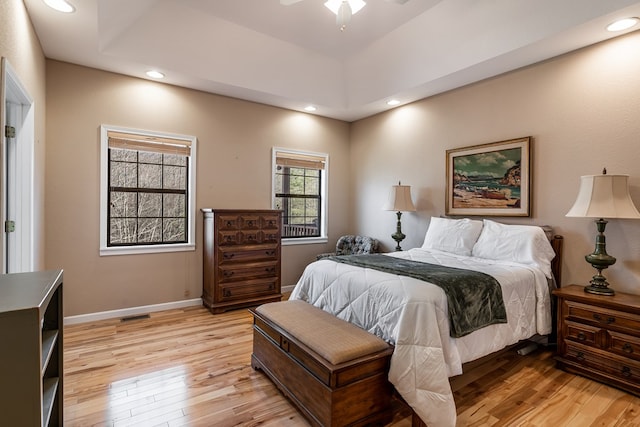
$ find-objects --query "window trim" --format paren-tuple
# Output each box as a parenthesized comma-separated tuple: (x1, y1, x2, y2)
(99, 125, 197, 256)
(272, 147, 328, 245)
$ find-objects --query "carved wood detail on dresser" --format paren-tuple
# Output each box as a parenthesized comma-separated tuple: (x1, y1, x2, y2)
(202, 209, 283, 314)
(554, 285, 640, 396)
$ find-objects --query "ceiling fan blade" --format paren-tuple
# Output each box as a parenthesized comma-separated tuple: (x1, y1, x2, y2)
(384, 0, 410, 4)
(280, 0, 305, 5)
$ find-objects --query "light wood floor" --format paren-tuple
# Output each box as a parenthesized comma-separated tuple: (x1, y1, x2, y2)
(64, 306, 640, 427)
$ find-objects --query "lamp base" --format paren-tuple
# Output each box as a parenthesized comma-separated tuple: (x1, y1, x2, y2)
(391, 211, 405, 251)
(584, 218, 616, 296)
(584, 282, 615, 296)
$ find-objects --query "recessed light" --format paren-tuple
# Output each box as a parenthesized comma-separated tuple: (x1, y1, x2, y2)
(606, 17, 639, 32)
(386, 99, 401, 106)
(43, 0, 75, 13)
(304, 105, 317, 112)
(146, 70, 165, 79)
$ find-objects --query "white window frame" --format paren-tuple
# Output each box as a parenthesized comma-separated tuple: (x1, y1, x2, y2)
(99, 125, 197, 256)
(272, 147, 328, 245)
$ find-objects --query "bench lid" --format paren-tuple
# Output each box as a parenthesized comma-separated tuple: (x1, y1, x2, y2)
(256, 300, 390, 364)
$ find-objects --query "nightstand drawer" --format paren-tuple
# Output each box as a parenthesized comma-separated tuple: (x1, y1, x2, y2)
(565, 300, 640, 334)
(610, 331, 640, 362)
(566, 342, 640, 384)
(564, 320, 599, 347)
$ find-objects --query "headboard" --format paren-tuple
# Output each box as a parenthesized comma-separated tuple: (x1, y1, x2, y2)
(550, 235, 564, 287)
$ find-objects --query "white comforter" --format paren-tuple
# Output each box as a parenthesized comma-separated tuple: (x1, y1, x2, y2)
(289, 248, 552, 427)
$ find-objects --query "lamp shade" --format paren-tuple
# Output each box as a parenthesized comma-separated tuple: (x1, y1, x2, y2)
(383, 183, 416, 212)
(566, 174, 640, 219)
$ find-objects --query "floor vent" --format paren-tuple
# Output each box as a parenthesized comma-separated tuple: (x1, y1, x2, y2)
(120, 314, 150, 322)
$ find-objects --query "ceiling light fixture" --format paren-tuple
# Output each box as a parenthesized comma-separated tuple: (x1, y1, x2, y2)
(387, 99, 401, 106)
(324, 0, 366, 31)
(304, 105, 317, 112)
(606, 17, 639, 32)
(43, 0, 75, 13)
(146, 70, 165, 79)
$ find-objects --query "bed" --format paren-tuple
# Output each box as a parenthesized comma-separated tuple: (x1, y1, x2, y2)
(289, 218, 563, 427)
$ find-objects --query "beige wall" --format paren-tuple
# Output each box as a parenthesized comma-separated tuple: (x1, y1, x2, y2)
(351, 30, 640, 294)
(40, 25, 640, 315)
(0, 0, 47, 269)
(45, 61, 351, 316)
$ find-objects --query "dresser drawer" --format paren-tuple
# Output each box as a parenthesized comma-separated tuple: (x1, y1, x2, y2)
(564, 320, 599, 347)
(566, 342, 640, 384)
(239, 214, 261, 230)
(261, 230, 280, 244)
(218, 245, 279, 264)
(565, 300, 640, 335)
(217, 215, 240, 230)
(218, 230, 240, 245)
(219, 278, 278, 301)
(238, 230, 261, 244)
(261, 214, 280, 230)
(218, 261, 279, 283)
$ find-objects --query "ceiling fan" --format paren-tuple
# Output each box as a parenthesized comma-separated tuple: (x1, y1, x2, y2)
(280, 0, 410, 31)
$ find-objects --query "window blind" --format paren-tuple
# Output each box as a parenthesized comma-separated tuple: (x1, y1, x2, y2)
(275, 152, 325, 170)
(107, 130, 191, 156)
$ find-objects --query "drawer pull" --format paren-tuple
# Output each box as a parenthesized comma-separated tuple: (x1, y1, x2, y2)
(577, 332, 586, 341)
(223, 271, 235, 278)
(226, 221, 233, 227)
(622, 366, 632, 378)
(225, 235, 234, 242)
(593, 313, 615, 324)
(247, 235, 254, 241)
(223, 289, 231, 297)
(265, 267, 275, 274)
(247, 220, 254, 226)
(223, 253, 235, 260)
(576, 351, 585, 361)
(265, 250, 276, 256)
(623, 343, 634, 354)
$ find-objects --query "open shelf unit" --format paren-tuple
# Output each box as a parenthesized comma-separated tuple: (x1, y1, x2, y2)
(0, 270, 63, 426)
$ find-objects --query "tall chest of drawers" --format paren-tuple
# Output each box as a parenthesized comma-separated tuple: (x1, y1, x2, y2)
(554, 285, 640, 396)
(202, 209, 282, 314)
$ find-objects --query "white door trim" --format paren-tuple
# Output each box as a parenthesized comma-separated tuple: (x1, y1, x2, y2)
(1, 57, 35, 273)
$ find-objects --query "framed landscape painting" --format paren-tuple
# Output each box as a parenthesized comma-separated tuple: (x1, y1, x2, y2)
(445, 137, 531, 217)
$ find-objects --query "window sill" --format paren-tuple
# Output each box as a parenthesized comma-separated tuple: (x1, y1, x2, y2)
(282, 237, 328, 246)
(100, 243, 195, 256)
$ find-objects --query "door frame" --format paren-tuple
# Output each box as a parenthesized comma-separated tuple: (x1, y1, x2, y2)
(1, 57, 35, 273)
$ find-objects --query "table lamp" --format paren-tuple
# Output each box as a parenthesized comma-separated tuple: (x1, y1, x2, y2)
(383, 181, 416, 251)
(566, 169, 640, 295)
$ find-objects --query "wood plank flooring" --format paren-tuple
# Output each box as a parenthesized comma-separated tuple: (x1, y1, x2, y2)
(64, 306, 640, 426)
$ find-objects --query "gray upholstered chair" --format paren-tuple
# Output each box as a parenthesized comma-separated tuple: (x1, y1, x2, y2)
(316, 235, 379, 260)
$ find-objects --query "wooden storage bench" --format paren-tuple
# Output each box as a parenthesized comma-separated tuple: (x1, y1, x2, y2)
(250, 300, 394, 427)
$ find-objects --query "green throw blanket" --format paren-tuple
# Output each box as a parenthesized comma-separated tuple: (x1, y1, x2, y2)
(326, 254, 507, 338)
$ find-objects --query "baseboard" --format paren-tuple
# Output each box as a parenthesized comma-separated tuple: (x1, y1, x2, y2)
(282, 284, 296, 293)
(64, 298, 203, 325)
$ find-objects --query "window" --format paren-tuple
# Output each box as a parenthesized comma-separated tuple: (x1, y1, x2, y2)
(100, 125, 197, 255)
(272, 148, 328, 243)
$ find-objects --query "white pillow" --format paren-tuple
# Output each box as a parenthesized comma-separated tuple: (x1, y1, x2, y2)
(421, 217, 483, 256)
(471, 219, 556, 278)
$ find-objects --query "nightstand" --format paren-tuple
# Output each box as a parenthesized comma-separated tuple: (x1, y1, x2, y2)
(553, 285, 640, 396)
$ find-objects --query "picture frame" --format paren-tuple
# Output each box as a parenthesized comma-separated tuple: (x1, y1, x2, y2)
(445, 137, 531, 217)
